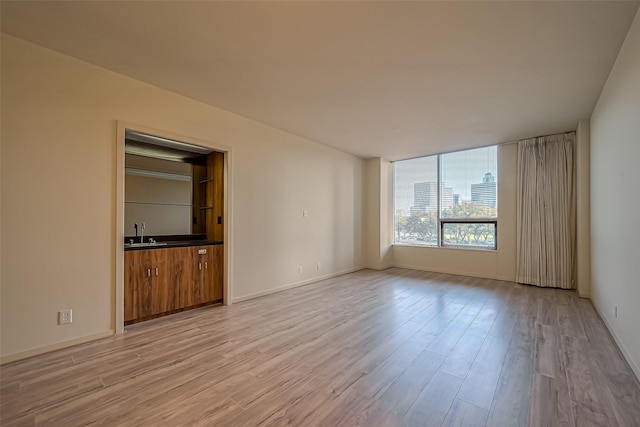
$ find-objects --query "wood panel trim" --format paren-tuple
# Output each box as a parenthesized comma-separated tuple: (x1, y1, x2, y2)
(206, 151, 224, 242)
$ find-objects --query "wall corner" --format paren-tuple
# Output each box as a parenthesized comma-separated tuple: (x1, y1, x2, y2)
(576, 119, 592, 299)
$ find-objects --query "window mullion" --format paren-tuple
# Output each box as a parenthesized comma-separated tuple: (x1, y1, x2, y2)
(437, 154, 442, 247)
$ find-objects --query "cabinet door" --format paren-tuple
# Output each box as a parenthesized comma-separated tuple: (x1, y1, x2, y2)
(124, 251, 153, 322)
(173, 246, 207, 309)
(124, 252, 137, 322)
(192, 250, 207, 305)
(192, 244, 223, 304)
(172, 247, 194, 309)
(204, 245, 223, 302)
(152, 249, 191, 315)
(191, 246, 217, 306)
(201, 249, 213, 303)
(137, 264, 154, 318)
(150, 259, 173, 315)
(172, 247, 198, 309)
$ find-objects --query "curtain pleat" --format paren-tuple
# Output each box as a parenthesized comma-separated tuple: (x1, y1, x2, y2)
(516, 133, 576, 289)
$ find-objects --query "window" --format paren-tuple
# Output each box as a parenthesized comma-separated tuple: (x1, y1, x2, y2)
(393, 146, 498, 250)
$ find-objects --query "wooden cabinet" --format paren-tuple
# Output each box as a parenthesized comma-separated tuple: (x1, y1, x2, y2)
(125, 244, 223, 324)
(190, 245, 223, 305)
(124, 249, 179, 322)
(208, 245, 223, 301)
(191, 250, 208, 306)
(152, 250, 180, 315)
(124, 253, 151, 322)
(178, 245, 222, 308)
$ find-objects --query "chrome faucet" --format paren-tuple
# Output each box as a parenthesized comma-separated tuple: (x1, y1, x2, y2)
(140, 222, 145, 243)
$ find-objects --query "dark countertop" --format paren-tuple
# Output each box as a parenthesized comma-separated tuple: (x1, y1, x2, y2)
(124, 240, 223, 251)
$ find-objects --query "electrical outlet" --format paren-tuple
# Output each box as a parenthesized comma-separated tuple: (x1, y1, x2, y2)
(297, 266, 303, 274)
(303, 210, 308, 218)
(59, 309, 72, 325)
(317, 261, 321, 270)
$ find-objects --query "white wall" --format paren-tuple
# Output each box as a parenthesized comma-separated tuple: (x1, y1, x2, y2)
(379, 159, 394, 268)
(364, 158, 382, 268)
(576, 120, 591, 298)
(590, 9, 640, 378)
(0, 34, 365, 361)
(393, 143, 518, 281)
(364, 158, 393, 270)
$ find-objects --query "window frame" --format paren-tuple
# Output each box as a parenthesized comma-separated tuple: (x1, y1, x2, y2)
(393, 147, 498, 251)
(440, 219, 498, 250)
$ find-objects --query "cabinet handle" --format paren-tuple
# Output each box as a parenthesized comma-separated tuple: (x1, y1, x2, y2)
(155, 267, 159, 276)
(205, 262, 208, 269)
(199, 262, 202, 270)
(147, 268, 151, 277)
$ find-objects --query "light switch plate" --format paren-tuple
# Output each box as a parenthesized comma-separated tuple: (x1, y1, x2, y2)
(59, 309, 72, 325)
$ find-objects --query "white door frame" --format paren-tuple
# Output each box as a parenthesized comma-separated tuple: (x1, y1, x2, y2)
(115, 121, 233, 334)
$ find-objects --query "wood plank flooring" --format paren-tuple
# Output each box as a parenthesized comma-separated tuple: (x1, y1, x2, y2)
(2, 268, 639, 426)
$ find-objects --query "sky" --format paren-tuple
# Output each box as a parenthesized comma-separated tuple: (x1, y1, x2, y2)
(394, 146, 497, 214)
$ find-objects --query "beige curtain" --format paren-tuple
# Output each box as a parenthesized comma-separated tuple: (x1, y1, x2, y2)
(516, 132, 576, 289)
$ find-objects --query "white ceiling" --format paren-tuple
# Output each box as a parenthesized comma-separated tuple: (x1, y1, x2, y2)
(2, 1, 638, 160)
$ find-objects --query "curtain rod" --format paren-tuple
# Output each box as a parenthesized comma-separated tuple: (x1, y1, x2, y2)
(514, 130, 575, 143)
(392, 130, 576, 163)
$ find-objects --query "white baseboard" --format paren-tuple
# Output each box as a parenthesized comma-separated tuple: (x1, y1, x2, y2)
(578, 290, 591, 299)
(232, 264, 514, 304)
(232, 267, 365, 303)
(363, 265, 394, 271)
(1, 330, 114, 365)
(591, 300, 640, 381)
(393, 263, 511, 281)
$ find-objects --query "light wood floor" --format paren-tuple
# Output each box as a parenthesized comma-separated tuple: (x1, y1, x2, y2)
(2, 268, 639, 426)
